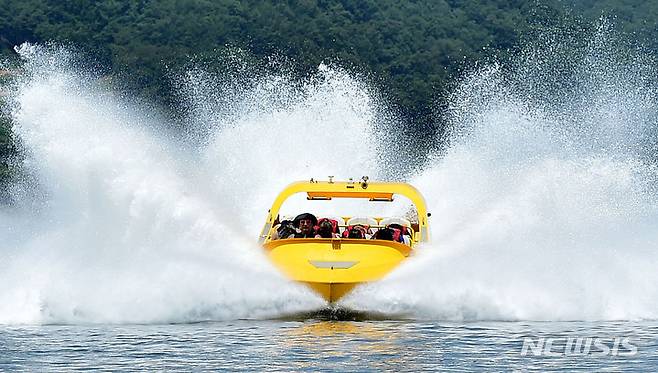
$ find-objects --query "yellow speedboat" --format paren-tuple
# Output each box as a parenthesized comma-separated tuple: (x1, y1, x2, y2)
(259, 177, 430, 303)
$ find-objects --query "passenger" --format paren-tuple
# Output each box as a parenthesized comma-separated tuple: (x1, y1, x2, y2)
(272, 220, 298, 240)
(342, 224, 370, 239)
(373, 227, 395, 241)
(373, 225, 411, 245)
(388, 223, 412, 245)
(293, 213, 317, 238)
(314, 218, 340, 238)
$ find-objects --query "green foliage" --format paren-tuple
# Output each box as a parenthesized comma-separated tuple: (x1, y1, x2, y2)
(0, 0, 566, 121)
(0, 113, 12, 181)
(566, 1, 658, 50)
(3, 0, 658, 186)
(0, 0, 655, 130)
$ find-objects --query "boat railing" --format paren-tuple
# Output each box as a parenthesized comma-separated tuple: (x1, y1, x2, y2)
(264, 222, 418, 244)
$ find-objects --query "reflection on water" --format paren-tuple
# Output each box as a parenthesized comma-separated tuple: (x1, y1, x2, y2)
(1, 320, 657, 371)
(276, 319, 410, 371)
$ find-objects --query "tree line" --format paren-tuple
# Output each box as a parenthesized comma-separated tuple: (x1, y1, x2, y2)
(0, 0, 656, 182)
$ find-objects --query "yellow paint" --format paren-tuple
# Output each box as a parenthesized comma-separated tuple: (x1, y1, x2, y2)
(260, 179, 430, 303)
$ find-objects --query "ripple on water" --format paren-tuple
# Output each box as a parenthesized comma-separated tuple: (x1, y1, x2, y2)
(1, 320, 657, 371)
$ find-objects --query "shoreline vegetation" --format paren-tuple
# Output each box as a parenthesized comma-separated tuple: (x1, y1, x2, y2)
(0, 0, 656, 183)
(0, 68, 13, 186)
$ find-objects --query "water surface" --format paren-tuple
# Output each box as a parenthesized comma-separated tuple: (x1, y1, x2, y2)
(2, 318, 656, 371)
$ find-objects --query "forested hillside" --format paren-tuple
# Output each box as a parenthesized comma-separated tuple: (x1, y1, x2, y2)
(0, 117, 11, 179)
(0, 1, 557, 120)
(0, 0, 657, 181)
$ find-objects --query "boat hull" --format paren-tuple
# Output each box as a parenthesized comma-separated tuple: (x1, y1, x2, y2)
(263, 238, 411, 302)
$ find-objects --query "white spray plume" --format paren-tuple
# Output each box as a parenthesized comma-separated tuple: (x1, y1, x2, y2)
(342, 26, 658, 321)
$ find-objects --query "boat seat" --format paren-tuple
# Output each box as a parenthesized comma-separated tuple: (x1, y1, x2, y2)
(346, 216, 378, 227)
(380, 217, 412, 228)
(324, 216, 345, 226)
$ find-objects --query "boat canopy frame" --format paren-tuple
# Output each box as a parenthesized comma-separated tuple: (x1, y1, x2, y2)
(259, 179, 430, 243)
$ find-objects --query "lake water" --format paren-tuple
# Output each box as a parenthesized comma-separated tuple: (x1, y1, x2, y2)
(2, 315, 657, 371)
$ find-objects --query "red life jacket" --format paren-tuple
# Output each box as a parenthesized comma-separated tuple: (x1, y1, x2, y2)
(315, 218, 339, 235)
(342, 224, 368, 239)
(390, 227, 402, 242)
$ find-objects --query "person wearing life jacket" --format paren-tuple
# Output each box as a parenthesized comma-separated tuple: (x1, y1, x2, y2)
(387, 223, 411, 245)
(372, 225, 410, 245)
(293, 213, 317, 238)
(372, 227, 395, 241)
(314, 218, 340, 238)
(342, 224, 371, 239)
